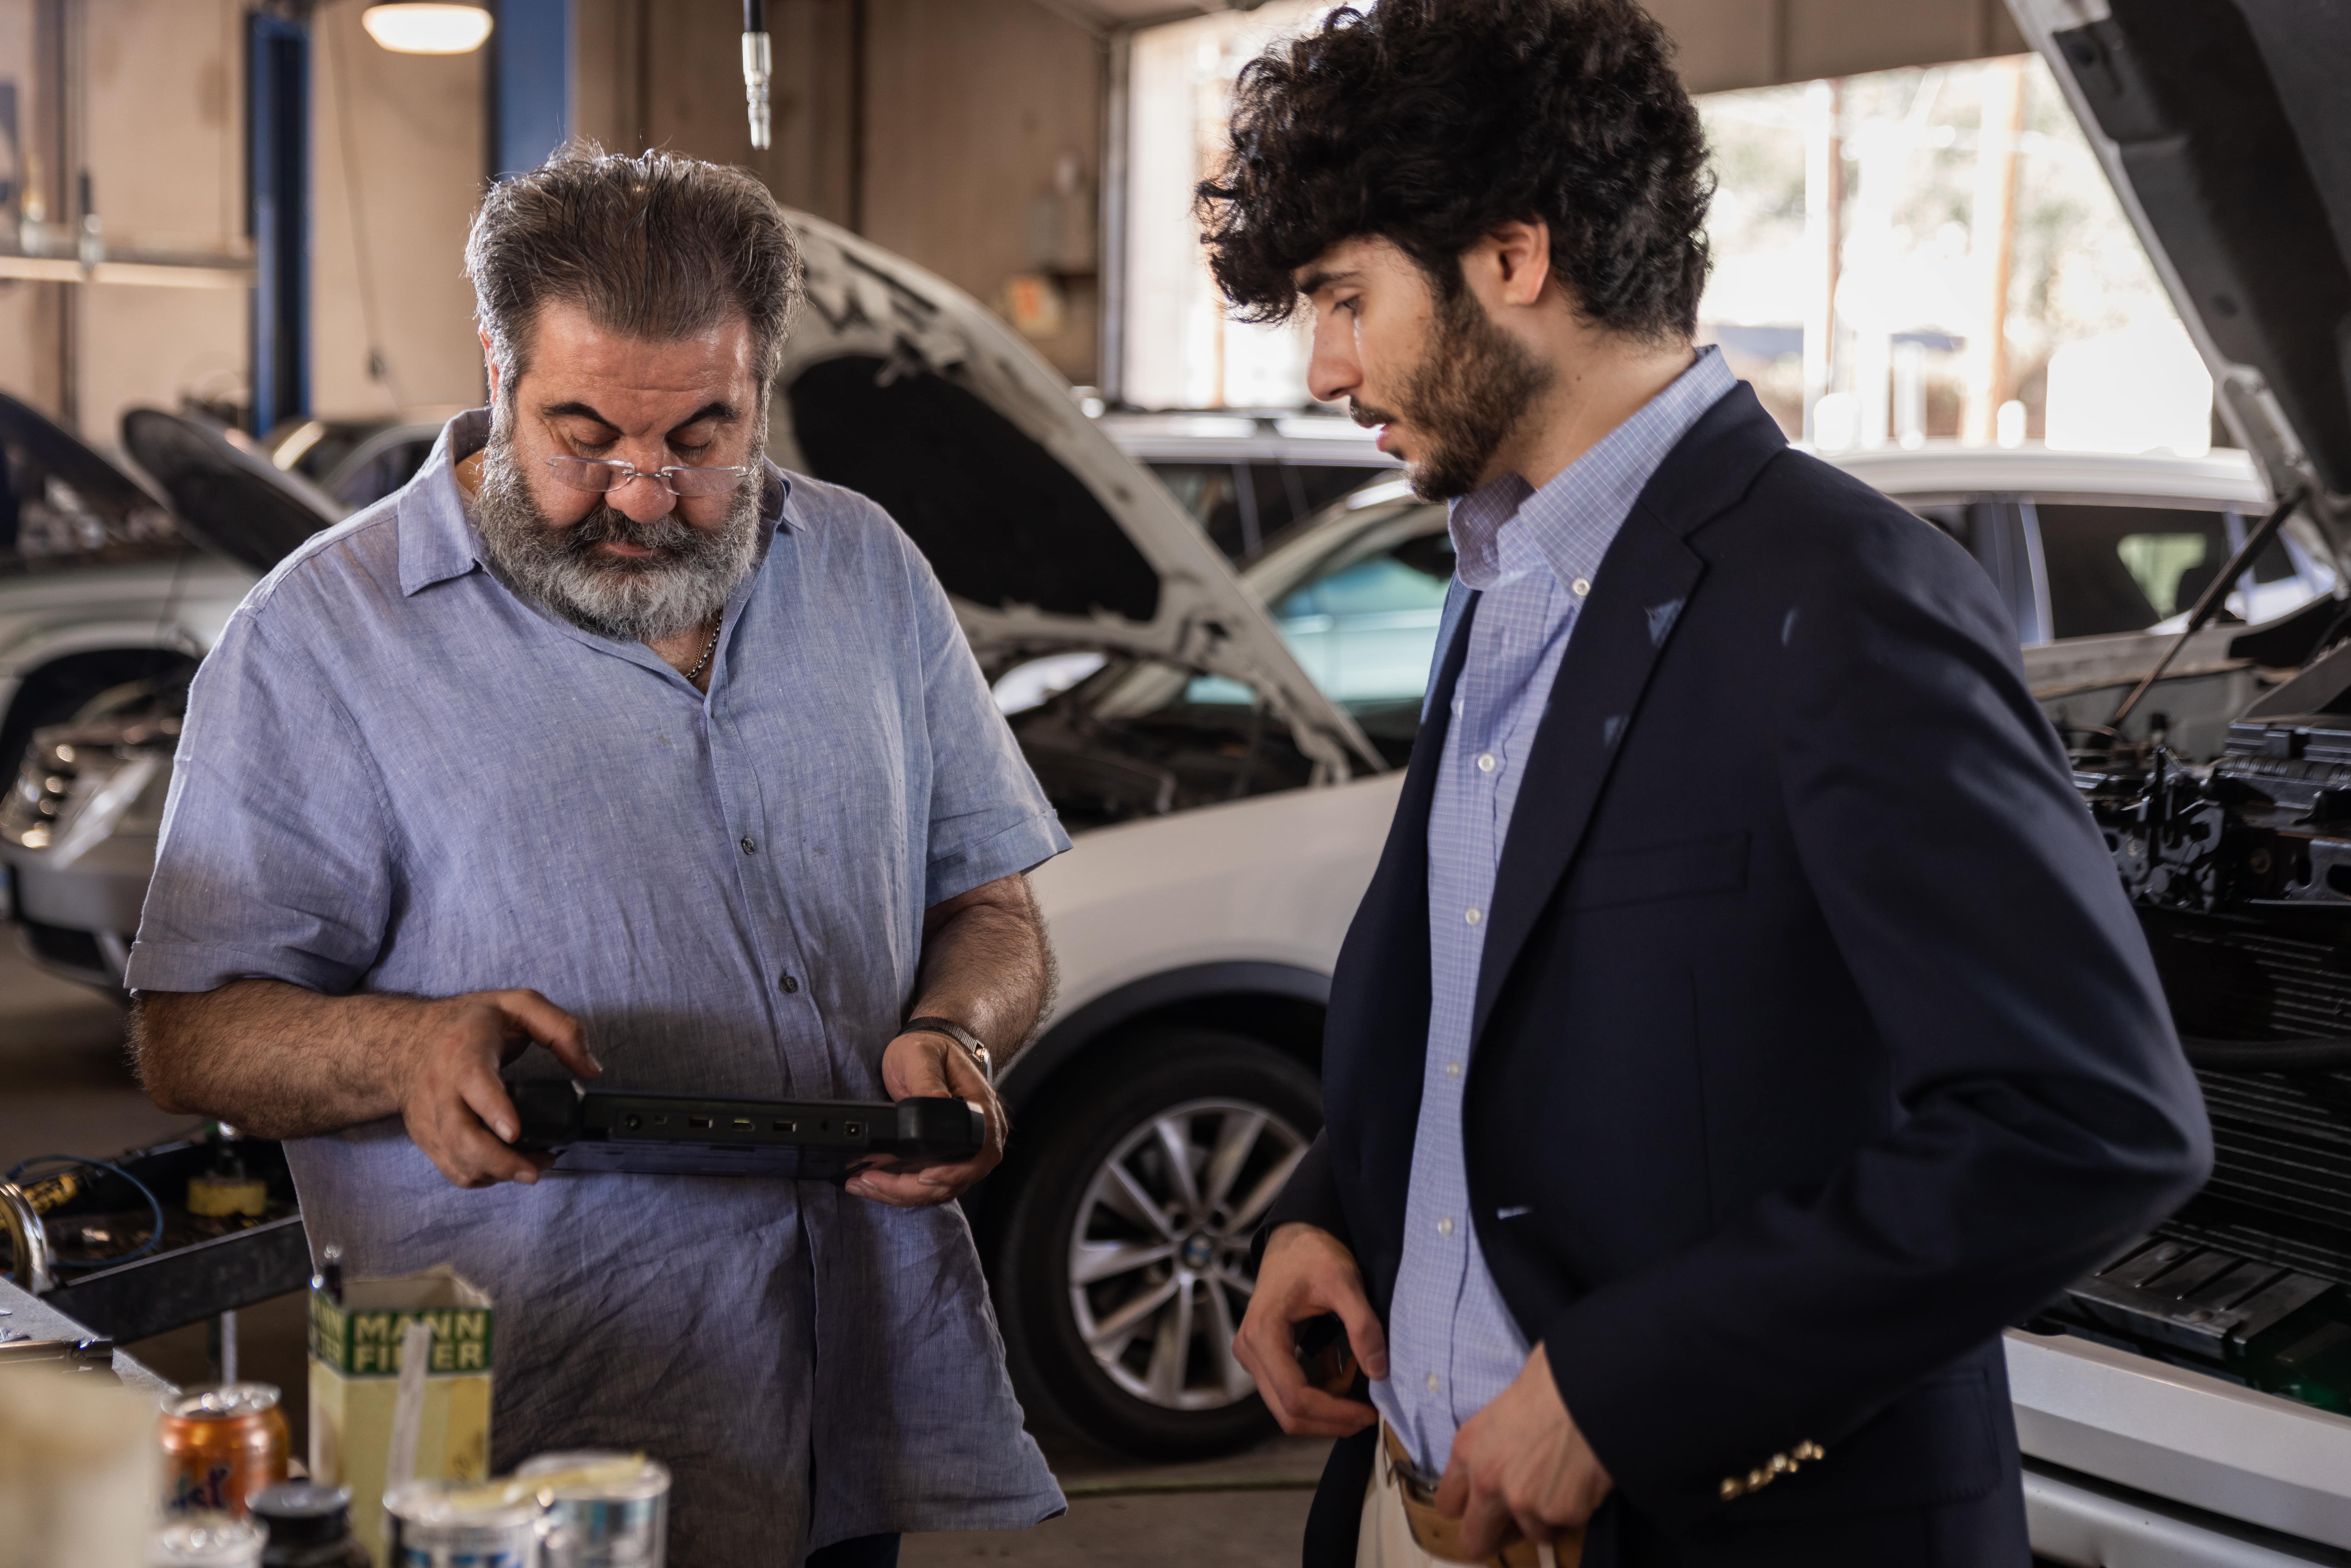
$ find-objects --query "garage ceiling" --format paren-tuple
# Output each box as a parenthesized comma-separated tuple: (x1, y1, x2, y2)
(1039, 0, 2029, 91)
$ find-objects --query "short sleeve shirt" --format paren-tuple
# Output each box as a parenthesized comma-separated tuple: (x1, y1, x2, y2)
(128, 410, 1069, 1560)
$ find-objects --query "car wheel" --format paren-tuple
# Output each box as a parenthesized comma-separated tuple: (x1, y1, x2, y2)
(993, 1030, 1320, 1458)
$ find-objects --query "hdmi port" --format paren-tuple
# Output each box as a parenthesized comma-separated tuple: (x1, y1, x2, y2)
(732, 1118, 754, 1130)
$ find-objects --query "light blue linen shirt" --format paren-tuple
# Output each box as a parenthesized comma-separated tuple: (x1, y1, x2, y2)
(127, 411, 1069, 1562)
(1370, 348, 1736, 1476)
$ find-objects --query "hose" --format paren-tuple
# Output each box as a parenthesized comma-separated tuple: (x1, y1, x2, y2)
(2181, 1035, 2351, 1072)
(2, 1155, 166, 1271)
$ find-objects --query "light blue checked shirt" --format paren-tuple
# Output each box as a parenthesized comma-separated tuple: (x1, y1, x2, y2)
(129, 412, 1068, 1562)
(1371, 347, 1735, 1476)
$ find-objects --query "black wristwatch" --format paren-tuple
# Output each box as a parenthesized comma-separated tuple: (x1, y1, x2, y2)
(902, 1015, 993, 1085)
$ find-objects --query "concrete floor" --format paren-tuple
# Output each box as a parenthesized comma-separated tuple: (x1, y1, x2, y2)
(0, 935, 1327, 1563)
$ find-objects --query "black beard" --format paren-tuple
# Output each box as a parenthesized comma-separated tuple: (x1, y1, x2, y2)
(1375, 287, 1556, 502)
(474, 434, 767, 643)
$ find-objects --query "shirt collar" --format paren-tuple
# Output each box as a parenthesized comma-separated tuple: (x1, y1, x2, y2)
(396, 407, 799, 597)
(1447, 343, 1737, 592)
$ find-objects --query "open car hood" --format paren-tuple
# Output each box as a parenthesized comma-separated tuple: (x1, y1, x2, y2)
(769, 211, 1382, 780)
(0, 391, 175, 542)
(120, 408, 344, 573)
(2011, 0, 2351, 557)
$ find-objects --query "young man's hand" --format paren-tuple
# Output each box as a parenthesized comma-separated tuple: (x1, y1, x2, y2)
(1436, 1343, 1612, 1557)
(848, 1028, 1006, 1207)
(398, 989, 600, 1190)
(1232, 1221, 1389, 1436)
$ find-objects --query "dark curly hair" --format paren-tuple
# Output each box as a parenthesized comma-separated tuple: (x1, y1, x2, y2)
(1197, 0, 1712, 339)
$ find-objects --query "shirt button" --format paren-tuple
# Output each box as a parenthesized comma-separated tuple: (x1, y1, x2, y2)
(780, 974, 800, 994)
(1464, 907, 1482, 925)
(1426, 1372, 1441, 1393)
(1451, 696, 1463, 716)
(1445, 1061, 1461, 1078)
(1438, 1216, 1455, 1236)
(1571, 577, 1591, 597)
(740, 837, 758, 855)
(1476, 752, 1497, 773)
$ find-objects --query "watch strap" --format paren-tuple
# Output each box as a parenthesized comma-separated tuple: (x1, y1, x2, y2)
(903, 1015, 992, 1083)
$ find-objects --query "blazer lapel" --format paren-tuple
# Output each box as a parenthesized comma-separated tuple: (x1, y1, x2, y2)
(1469, 385, 1788, 1044)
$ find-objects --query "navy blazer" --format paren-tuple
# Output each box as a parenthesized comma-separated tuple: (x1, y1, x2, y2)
(1270, 385, 2213, 1566)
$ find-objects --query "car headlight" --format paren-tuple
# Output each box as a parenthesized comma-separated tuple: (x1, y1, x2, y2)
(1, 717, 177, 860)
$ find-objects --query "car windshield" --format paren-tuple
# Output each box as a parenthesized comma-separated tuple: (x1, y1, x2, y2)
(1185, 523, 1454, 762)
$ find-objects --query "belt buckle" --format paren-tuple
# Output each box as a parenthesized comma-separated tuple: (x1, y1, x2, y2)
(1380, 1424, 1572, 1568)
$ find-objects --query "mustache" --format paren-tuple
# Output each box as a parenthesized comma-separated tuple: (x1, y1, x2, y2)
(1349, 402, 1398, 429)
(560, 503, 705, 564)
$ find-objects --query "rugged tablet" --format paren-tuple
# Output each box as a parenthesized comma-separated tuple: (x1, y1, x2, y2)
(505, 1079, 985, 1179)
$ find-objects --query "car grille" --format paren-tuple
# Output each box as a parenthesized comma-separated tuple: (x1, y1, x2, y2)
(2136, 909, 2351, 1282)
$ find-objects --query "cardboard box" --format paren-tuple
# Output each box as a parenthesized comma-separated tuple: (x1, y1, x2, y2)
(308, 1266, 494, 1561)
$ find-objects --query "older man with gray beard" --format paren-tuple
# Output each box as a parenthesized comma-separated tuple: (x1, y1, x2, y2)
(127, 148, 1068, 1566)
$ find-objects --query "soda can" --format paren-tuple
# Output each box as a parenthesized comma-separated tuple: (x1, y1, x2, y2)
(148, 1513, 266, 1567)
(384, 1479, 544, 1568)
(160, 1384, 291, 1517)
(516, 1452, 669, 1568)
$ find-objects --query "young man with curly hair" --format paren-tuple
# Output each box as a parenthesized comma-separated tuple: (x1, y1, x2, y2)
(1209, 4, 2210, 1565)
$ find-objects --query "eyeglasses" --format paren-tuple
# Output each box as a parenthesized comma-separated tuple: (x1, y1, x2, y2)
(543, 456, 752, 498)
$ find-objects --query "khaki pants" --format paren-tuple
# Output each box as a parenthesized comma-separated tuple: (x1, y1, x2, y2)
(1356, 1424, 1572, 1568)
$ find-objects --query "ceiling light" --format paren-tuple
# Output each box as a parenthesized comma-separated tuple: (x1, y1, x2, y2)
(362, 3, 493, 55)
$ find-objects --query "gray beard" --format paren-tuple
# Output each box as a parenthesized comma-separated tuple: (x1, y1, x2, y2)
(474, 431, 767, 644)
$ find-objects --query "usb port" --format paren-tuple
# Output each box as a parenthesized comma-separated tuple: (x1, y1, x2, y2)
(688, 1115, 713, 1130)
(772, 1120, 796, 1133)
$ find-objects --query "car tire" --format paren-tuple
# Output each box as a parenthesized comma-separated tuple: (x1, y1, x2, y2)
(992, 1029, 1322, 1459)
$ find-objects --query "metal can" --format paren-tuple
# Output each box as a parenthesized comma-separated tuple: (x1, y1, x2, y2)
(147, 1513, 267, 1567)
(160, 1383, 291, 1517)
(384, 1479, 544, 1568)
(516, 1452, 669, 1568)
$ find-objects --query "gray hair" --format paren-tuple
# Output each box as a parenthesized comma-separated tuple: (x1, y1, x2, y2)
(465, 142, 805, 398)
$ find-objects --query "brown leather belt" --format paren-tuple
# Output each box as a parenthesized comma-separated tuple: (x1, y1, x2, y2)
(1380, 1424, 1583, 1568)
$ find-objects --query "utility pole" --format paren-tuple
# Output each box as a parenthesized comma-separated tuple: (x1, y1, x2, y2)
(1801, 78, 1842, 446)
(1963, 56, 2026, 446)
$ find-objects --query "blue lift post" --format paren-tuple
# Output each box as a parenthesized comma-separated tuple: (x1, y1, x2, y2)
(247, 11, 310, 437)
(488, 0, 574, 181)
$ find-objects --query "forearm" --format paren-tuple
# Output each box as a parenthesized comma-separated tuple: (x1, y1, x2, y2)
(133, 980, 427, 1139)
(908, 876, 1054, 1065)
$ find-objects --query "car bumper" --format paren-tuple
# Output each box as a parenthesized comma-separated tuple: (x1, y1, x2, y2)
(2027, 1459, 2351, 1566)
(0, 834, 153, 987)
(2009, 1328, 2351, 1561)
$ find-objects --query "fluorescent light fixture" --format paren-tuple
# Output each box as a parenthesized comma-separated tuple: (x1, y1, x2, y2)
(362, 3, 493, 54)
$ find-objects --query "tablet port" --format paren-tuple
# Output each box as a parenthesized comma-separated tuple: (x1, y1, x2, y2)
(688, 1115, 713, 1130)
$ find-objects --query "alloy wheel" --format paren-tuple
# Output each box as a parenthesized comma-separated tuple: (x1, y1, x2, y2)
(1065, 1097, 1308, 1411)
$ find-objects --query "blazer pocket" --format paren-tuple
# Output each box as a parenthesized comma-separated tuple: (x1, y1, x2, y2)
(1568, 831, 1750, 912)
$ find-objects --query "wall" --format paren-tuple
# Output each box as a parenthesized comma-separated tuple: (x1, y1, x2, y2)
(0, 0, 484, 446)
(309, 0, 485, 419)
(575, 0, 1103, 383)
(861, 0, 1104, 383)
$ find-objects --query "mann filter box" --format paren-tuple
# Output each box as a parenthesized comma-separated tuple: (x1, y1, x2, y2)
(308, 1267, 494, 1561)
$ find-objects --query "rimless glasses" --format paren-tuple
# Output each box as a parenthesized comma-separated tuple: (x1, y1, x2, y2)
(543, 456, 752, 498)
